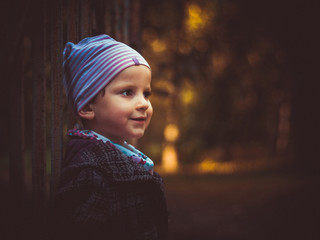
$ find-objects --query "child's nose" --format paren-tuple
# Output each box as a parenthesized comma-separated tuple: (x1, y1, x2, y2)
(136, 95, 149, 110)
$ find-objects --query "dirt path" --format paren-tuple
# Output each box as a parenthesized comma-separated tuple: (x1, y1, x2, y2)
(164, 170, 320, 240)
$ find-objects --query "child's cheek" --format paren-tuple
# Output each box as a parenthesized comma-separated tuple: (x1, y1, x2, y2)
(146, 106, 153, 128)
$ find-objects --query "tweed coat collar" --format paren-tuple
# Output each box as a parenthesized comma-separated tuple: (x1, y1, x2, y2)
(63, 136, 162, 184)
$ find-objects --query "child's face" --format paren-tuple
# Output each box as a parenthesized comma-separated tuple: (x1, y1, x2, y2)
(88, 65, 153, 145)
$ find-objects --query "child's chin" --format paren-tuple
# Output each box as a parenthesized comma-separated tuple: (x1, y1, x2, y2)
(130, 132, 145, 140)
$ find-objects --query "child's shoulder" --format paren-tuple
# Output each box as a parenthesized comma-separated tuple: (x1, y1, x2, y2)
(66, 136, 118, 159)
(67, 136, 112, 150)
(62, 137, 118, 169)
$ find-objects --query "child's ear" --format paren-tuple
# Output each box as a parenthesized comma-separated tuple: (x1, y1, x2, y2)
(78, 104, 95, 120)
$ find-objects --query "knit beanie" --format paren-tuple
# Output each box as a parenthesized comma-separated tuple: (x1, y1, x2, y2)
(62, 34, 150, 114)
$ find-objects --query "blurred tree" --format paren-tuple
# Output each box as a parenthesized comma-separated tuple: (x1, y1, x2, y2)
(140, 0, 319, 169)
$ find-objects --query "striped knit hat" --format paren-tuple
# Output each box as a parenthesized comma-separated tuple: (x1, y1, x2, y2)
(62, 34, 150, 113)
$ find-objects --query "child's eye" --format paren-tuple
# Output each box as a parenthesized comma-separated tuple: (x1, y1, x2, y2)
(121, 89, 133, 96)
(144, 90, 152, 99)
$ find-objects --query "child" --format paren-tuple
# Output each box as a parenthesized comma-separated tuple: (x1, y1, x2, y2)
(53, 35, 168, 240)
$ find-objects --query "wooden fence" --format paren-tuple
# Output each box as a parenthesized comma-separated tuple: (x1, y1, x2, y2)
(2, 0, 142, 223)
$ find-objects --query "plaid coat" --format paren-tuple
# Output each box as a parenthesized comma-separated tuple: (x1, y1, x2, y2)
(53, 137, 168, 240)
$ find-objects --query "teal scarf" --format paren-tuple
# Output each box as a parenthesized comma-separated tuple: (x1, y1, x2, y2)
(67, 128, 154, 174)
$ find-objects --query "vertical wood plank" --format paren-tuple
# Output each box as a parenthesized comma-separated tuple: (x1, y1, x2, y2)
(104, 0, 116, 36)
(50, 0, 63, 197)
(123, 0, 130, 44)
(130, 0, 142, 50)
(94, 0, 111, 35)
(67, 0, 80, 43)
(32, 0, 47, 216)
(115, 0, 123, 41)
(66, 0, 79, 129)
(9, 47, 25, 203)
(80, 0, 92, 39)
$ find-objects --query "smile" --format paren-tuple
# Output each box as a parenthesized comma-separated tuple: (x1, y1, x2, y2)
(130, 117, 146, 122)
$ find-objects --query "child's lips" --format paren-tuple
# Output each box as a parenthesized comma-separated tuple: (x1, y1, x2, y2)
(130, 116, 147, 122)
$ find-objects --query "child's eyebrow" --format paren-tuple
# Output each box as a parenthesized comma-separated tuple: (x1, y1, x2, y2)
(114, 82, 151, 89)
(114, 83, 137, 89)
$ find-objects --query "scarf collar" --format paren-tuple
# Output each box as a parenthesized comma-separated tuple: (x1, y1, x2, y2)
(67, 128, 154, 174)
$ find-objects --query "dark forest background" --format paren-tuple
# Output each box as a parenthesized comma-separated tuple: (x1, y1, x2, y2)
(0, 0, 319, 239)
(0, 0, 319, 171)
(138, 0, 320, 173)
